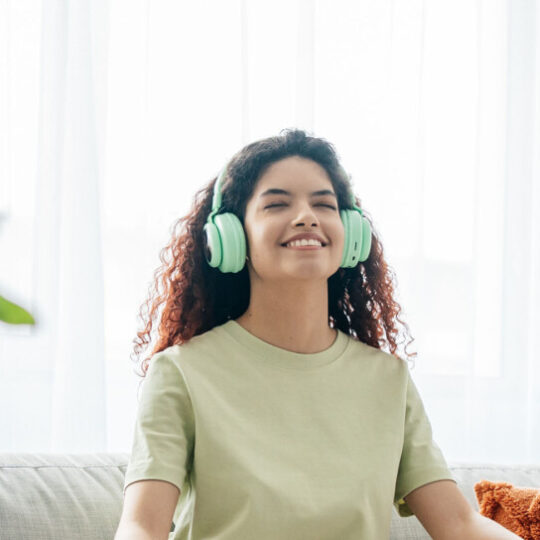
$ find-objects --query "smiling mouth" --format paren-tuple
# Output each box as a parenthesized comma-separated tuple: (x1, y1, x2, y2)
(280, 241, 327, 248)
(281, 244, 325, 250)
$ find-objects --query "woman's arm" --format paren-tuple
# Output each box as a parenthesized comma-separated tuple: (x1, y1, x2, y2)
(458, 512, 523, 539)
(114, 521, 157, 540)
(115, 479, 180, 540)
(404, 479, 521, 539)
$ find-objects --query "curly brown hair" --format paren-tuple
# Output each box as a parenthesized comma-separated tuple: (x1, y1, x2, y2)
(131, 128, 417, 381)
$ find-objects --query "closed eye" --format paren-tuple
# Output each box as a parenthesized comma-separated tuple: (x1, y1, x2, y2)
(264, 203, 337, 210)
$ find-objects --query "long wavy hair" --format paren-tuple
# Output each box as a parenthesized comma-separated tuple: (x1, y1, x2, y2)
(131, 128, 417, 380)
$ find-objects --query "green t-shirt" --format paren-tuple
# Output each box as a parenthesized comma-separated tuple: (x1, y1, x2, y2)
(123, 320, 455, 539)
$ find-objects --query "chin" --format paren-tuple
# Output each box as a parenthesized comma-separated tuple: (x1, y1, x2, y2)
(282, 266, 336, 279)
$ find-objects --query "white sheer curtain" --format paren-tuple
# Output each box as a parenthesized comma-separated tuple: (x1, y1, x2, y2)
(1, 0, 538, 464)
(1, 0, 108, 451)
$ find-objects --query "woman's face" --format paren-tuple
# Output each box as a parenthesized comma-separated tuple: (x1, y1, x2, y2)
(242, 156, 345, 282)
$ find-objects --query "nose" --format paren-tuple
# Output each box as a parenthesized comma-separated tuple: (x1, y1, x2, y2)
(292, 201, 320, 226)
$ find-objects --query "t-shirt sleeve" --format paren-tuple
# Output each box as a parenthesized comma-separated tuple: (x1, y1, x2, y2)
(393, 370, 456, 517)
(123, 348, 195, 496)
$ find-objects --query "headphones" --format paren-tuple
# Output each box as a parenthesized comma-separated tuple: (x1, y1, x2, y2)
(203, 162, 372, 273)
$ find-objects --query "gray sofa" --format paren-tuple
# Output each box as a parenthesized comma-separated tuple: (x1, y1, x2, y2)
(0, 453, 538, 539)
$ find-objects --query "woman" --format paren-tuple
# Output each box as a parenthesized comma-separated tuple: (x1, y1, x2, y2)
(115, 129, 520, 539)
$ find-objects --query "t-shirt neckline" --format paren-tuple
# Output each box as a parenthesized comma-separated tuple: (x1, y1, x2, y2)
(219, 319, 350, 370)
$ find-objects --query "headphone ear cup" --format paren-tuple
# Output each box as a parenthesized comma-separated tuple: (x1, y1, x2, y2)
(203, 221, 223, 268)
(340, 209, 372, 267)
(213, 213, 247, 273)
(358, 214, 372, 262)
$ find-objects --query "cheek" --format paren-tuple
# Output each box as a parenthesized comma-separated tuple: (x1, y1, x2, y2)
(246, 219, 278, 243)
(331, 221, 345, 246)
(243, 224, 277, 256)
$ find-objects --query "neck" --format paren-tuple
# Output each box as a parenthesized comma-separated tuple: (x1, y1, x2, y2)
(234, 278, 337, 354)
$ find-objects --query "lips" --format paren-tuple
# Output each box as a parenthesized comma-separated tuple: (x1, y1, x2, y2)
(283, 243, 324, 250)
(281, 239, 325, 250)
(280, 234, 327, 246)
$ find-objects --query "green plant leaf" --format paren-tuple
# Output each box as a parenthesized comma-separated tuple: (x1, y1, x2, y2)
(0, 295, 35, 324)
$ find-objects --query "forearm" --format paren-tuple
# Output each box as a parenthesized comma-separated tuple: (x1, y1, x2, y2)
(455, 511, 523, 539)
(114, 520, 166, 540)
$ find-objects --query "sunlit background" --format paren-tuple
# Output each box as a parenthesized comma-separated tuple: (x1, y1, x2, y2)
(1, 0, 539, 465)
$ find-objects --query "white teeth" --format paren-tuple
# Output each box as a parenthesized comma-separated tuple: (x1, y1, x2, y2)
(286, 239, 323, 247)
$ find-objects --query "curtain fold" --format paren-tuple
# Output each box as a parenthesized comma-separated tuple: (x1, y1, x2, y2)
(1, 0, 107, 452)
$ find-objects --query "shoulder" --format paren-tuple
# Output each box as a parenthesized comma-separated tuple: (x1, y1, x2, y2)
(149, 323, 228, 370)
(344, 334, 409, 377)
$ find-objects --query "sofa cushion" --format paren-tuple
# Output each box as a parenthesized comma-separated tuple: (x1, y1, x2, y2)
(0, 453, 129, 540)
(1, 454, 539, 540)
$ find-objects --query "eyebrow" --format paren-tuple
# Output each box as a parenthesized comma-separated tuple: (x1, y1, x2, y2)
(259, 188, 337, 199)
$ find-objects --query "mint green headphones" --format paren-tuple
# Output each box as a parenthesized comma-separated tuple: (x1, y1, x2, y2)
(203, 162, 372, 273)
